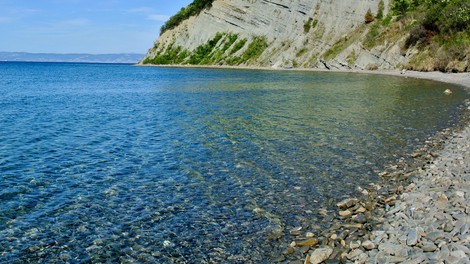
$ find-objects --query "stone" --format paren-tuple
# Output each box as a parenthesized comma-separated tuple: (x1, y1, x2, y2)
(309, 246, 333, 264)
(455, 191, 465, 198)
(162, 240, 172, 247)
(339, 210, 352, 217)
(452, 244, 470, 254)
(444, 222, 454, 232)
(427, 231, 444, 241)
(297, 238, 318, 247)
(349, 240, 361, 249)
(421, 241, 437, 252)
(378, 242, 404, 255)
(336, 198, 359, 209)
(356, 253, 369, 264)
(355, 207, 366, 213)
(407, 228, 420, 246)
(460, 223, 468, 235)
(352, 213, 367, 224)
(444, 89, 453, 95)
(362, 240, 375, 250)
(405, 253, 427, 264)
(347, 249, 363, 260)
(306, 232, 315, 238)
(284, 247, 295, 255)
(290, 226, 303, 235)
(450, 250, 466, 259)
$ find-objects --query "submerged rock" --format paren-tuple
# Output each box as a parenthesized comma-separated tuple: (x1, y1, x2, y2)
(309, 246, 333, 264)
(336, 198, 359, 209)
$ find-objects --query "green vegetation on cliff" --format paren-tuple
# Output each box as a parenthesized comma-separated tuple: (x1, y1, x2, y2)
(142, 33, 268, 66)
(160, 0, 214, 35)
(389, 0, 469, 71)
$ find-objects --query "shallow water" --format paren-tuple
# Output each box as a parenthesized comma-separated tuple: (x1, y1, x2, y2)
(0, 62, 467, 263)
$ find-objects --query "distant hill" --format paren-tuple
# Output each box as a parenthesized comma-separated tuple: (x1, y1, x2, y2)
(0, 52, 145, 64)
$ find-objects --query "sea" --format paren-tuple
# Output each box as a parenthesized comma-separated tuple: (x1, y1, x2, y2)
(0, 62, 467, 263)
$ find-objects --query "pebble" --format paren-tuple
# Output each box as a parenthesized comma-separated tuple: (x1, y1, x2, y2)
(336, 198, 359, 209)
(349, 240, 361, 249)
(421, 241, 438, 252)
(297, 238, 318, 247)
(362, 240, 375, 250)
(339, 210, 352, 217)
(309, 246, 333, 264)
(460, 223, 468, 235)
(406, 229, 419, 246)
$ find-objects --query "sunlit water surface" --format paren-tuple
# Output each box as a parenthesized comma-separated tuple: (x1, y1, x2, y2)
(0, 62, 466, 263)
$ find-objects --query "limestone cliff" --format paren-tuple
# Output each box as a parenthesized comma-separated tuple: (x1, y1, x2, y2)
(140, 0, 421, 70)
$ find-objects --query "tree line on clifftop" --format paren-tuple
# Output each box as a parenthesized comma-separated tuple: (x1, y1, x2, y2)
(160, 0, 214, 35)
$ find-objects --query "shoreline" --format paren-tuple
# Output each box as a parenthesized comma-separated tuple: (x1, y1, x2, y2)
(142, 63, 470, 263)
(139, 63, 470, 90)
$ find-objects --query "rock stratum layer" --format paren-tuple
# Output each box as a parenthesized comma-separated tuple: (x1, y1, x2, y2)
(140, 0, 427, 70)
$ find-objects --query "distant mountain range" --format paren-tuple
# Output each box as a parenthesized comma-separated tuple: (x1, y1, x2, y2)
(0, 52, 145, 64)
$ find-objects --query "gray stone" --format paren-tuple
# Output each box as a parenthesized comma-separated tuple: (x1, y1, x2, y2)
(421, 241, 437, 252)
(439, 244, 450, 260)
(451, 250, 467, 258)
(407, 229, 419, 246)
(427, 231, 444, 241)
(402, 253, 427, 264)
(356, 253, 369, 264)
(444, 222, 454, 232)
(460, 223, 469, 235)
(451, 244, 470, 254)
(349, 240, 361, 249)
(346, 249, 363, 260)
(378, 242, 404, 255)
(353, 213, 367, 224)
(309, 246, 333, 264)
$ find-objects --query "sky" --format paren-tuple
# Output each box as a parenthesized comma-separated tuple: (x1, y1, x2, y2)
(0, 0, 193, 54)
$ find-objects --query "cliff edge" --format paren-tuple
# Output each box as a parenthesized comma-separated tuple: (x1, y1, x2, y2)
(141, 0, 469, 72)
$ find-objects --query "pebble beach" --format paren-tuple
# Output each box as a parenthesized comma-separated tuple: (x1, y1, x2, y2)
(152, 66, 470, 264)
(283, 70, 470, 264)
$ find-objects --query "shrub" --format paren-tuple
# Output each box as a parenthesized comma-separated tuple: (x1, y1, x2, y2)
(376, 0, 385, 19)
(239, 36, 268, 63)
(143, 44, 190, 65)
(160, 0, 214, 35)
(391, 0, 423, 16)
(365, 9, 375, 24)
(188, 32, 224, 64)
(229, 38, 247, 55)
(405, 26, 429, 48)
(304, 18, 313, 33)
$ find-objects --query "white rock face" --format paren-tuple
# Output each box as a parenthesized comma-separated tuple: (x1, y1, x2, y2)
(142, 0, 411, 69)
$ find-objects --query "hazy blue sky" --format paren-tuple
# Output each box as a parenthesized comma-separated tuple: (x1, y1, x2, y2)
(0, 0, 193, 54)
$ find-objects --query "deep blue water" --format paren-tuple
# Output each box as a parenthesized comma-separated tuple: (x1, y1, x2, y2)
(0, 62, 467, 263)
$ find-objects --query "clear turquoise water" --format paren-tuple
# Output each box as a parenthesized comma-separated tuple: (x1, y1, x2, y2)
(0, 62, 466, 263)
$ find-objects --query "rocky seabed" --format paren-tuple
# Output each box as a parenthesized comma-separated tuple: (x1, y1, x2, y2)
(285, 100, 470, 264)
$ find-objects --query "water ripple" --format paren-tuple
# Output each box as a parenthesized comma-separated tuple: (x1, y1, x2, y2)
(0, 62, 467, 263)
